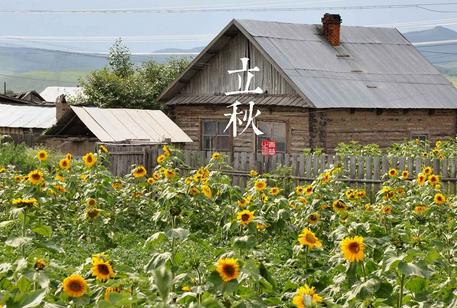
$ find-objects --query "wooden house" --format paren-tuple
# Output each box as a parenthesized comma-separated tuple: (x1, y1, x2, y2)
(158, 15, 457, 154)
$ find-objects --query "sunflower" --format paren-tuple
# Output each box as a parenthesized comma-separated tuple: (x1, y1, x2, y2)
(216, 258, 239, 282)
(414, 205, 427, 215)
(307, 212, 320, 225)
(147, 177, 156, 185)
(105, 287, 122, 302)
(401, 170, 409, 179)
(83, 152, 97, 168)
(417, 173, 426, 186)
(237, 197, 250, 208)
(164, 169, 176, 179)
(428, 174, 440, 186)
(12, 198, 38, 207)
(423, 166, 433, 175)
(292, 284, 323, 308)
(92, 259, 115, 282)
(254, 179, 267, 191)
(157, 154, 166, 164)
(321, 172, 331, 183)
(152, 171, 162, 180)
(341, 236, 365, 262)
(86, 198, 96, 207)
(112, 182, 122, 190)
(357, 190, 366, 199)
(0, 166, 6, 173)
(65, 153, 73, 160)
(201, 185, 212, 198)
(59, 158, 71, 170)
(36, 150, 48, 161)
(188, 187, 199, 196)
(14, 175, 24, 182)
(162, 145, 171, 156)
(332, 199, 347, 212)
(388, 168, 397, 177)
(345, 189, 356, 200)
(99, 144, 109, 153)
(434, 193, 446, 205)
(381, 205, 392, 215)
(256, 223, 268, 231)
(305, 185, 313, 196)
(298, 228, 322, 249)
(365, 203, 373, 211)
(54, 185, 66, 193)
(86, 208, 100, 219)
(211, 152, 221, 160)
(27, 169, 44, 185)
(132, 165, 147, 178)
(80, 174, 89, 182)
(181, 286, 191, 292)
(269, 187, 280, 196)
(63, 274, 88, 298)
(237, 209, 254, 225)
(249, 169, 258, 177)
(295, 186, 305, 195)
(34, 259, 46, 271)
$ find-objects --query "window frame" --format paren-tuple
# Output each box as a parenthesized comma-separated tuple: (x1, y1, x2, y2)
(200, 119, 233, 152)
(255, 120, 288, 154)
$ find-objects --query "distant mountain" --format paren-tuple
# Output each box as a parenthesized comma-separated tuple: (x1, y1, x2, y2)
(404, 26, 457, 76)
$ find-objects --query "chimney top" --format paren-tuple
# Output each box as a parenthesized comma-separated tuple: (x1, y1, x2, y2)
(321, 13, 342, 46)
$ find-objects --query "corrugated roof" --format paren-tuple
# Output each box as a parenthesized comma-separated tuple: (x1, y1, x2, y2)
(159, 19, 457, 109)
(0, 103, 56, 129)
(70, 106, 192, 143)
(167, 95, 308, 107)
(40, 87, 84, 102)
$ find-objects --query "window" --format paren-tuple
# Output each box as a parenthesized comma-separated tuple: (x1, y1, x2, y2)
(202, 120, 231, 151)
(256, 121, 287, 153)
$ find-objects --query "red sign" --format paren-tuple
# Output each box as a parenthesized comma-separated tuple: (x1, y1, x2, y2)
(261, 140, 276, 156)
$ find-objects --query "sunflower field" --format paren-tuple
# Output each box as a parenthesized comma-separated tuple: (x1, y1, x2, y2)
(0, 144, 456, 307)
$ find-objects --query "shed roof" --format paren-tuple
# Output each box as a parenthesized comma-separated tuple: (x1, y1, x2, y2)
(51, 106, 192, 143)
(159, 19, 457, 109)
(40, 87, 84, 103)
(0, 103, 56, 129)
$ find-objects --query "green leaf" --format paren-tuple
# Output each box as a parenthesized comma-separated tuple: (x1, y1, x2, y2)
(398, 261, 431, 278)
(18, 289, 46, 308)
(144, 252, 172, 272)
(233, 235, 256, 249)
(144, 231, 168, 247)
(153, 265, 172, 301)
(375, 282, 393, 298)
(405, 276, 426, 294)
(17, 275, 31, 293)
(34, 241, 64, 254)
(5, 236, 32, 248)
(177, 292, 198, 304)
(32, 225, 52, 237)
(0, 220, 15, 228)
(167, 228, 190, 241)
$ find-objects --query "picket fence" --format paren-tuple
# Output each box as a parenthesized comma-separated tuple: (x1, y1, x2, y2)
(101, 143, 457, 196)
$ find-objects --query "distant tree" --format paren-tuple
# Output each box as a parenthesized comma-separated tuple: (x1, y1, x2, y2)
(75, 40, 190, 109)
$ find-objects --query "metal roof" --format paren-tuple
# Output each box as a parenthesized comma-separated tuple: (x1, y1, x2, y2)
(167, 95, 308, 108)
(0, 103, 56, 129)
(40, 87, 84, 103)
(159, 19, 457, 109)
(70, 106, 192, 143)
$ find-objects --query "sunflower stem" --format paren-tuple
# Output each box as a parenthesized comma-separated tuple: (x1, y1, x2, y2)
(360, 261, 367, 282)
(398, 274, 405, 308)
(21, 207, 27, 257)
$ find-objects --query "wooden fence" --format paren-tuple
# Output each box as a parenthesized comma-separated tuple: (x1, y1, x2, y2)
(102, 144, 457, 196)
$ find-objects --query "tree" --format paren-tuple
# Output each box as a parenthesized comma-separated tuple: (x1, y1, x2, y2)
(75, 40, 190, 109)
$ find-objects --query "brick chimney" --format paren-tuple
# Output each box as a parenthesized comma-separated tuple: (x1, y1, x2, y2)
(321, 13, 342, 46)
(55, 94, 71, 121)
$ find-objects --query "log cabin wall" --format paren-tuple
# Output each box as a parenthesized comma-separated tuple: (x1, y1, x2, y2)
(170, 105, 311, 154)
(321, 109, 457, 151)
(180, 33, 297, 96)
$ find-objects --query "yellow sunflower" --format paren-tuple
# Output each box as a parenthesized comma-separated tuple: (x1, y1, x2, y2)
(256, 223, 268, 231)
(211, 152, 221, 160)
(254, 179, 267, 191)
(36, 150, 48, 162)
(112, 182, 122, 190)
(401, 170, 409, 179)
(152, 171, 162, 180)
(65, 153, 73, 161)
(216, 258, 239, 282)
(428, 174, 439, 186)
(91, 259, 115, 282)
(162, 145, 171, 157)
(321, 172, 331, 183)
(388, 168, 397, 177)
(307, 212, 320, 225)
(59, 158, 71, 170)
(27, 169, 44, 185)
(164, 168, 176, 179)
(423, 166, 433, 175)
(104, 287, 122, 302)
(201, 185, 212, 198)
(147, 177, 156, 185)
(188, 187, 199, 196)
(86, 208, 100, 219)
(298, 228, 322, 249)
(269, 187, 280, 196)
(357, 190, 366, 199)
(132, 165, 147, 178)
(381, 205, 392, 215)
(341, 236, 365, 262)
(99, 144, 109, 153)
(237, 209, 254, 225)
(332, 199, 347, 212)
(63, 274, 88, 298)
(12, 198, 38, 207)
(292, 284, 323, 308)
(417, 173, 426, 186)
(157, 154, 166, 164)
(34, 259, 46, 271)
(295, 186, 304, 195)
(82, 152, 97, 168)
(237, 197, 249, 208)
(434, 193, 446, 205)
(414, 205, 427, 215)
(249, 169, 258, 177)
(305, 185, 313, 196)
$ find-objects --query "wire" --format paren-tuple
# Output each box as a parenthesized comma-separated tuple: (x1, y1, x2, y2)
(0, 73, 77, 84)
(1, 3, 457, 14)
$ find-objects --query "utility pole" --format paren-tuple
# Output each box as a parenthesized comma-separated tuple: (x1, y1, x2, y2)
(3, 82, 6, 95)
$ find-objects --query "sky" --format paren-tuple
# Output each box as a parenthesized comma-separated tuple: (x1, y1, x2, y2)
(1, 0, 457, 53)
